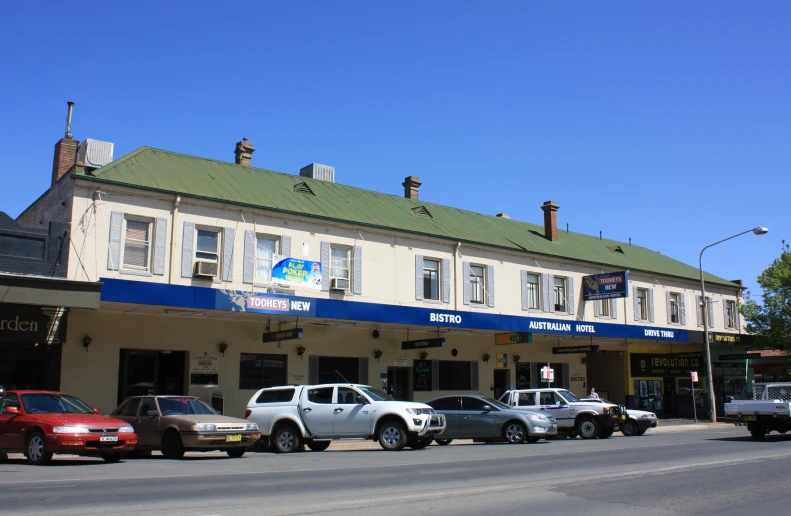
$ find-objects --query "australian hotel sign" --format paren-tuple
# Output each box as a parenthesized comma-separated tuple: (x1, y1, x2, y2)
(582, 271, 629, 301)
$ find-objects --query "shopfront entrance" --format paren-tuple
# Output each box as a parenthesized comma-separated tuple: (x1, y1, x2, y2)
(493, 369, 510, 400)
(629, 352, 705, 417)
(387, 367, 411, 400)
(117, 349, 186, 404)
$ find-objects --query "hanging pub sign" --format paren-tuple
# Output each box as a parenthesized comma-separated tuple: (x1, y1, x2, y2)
(190, 354, 220, 386)
(630, 352, 705, 377)
(262, 328, 304, 343)
(402, 338, 446, 350)
(582, 271, 629, 301)
(495, 332, 533, 345)
(552, 345, 599, 354)
(495, 353, 508, 369)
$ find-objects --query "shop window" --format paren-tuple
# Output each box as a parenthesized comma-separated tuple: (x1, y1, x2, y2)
(317, 356, 360, 384)
(469, 265, 485, 305)
(637, 288, 649, 320)
(239, 353, 287, 390)
(423, 259, 440, 300)
(525, 273, 540, 310)
(725, 300, 737, 329)
(255, 236, 279, 282)
(438, 361, 472, 390)
(123, 219, 152, 271)
(553, 277, 567, 312)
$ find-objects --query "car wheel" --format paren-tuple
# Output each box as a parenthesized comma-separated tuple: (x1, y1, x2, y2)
(621, 420, 638, 436)
(226, 448, 246, 458)
(161, 430, 185, 460)
(378, 420, 407, 451)
(503, 421, 527, 444)
(307, 441, 331, 452)
(598, 428, 614, 439)
(408, 437, 432, 450)
(434, 438, 453, 446)
(273, 425, 302, 453)
(749, 424, 766, 441)
(527, 437, 540, 443)
(102, 452, 124, 463)
(25, 431, 53, 465)
(576, 416, 599, 439)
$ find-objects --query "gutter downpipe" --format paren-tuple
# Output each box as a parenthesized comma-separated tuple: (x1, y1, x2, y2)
(168, 195, 182, 284)
(454, 242, 461, 310)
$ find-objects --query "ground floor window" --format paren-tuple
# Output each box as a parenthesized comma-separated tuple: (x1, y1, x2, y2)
(317, 356, 360, 384)
(117, 349, 186, 404)
(438, 361, 472, 390)
(239, 353, 288, 390)
(0, 342, 62, 391)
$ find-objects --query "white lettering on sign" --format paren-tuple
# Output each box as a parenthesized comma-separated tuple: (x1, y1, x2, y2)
(247, 297, 289, 311)
(528, 321, 572, 332)
(644, 329, 675, 339)
(0, 317, 39, 332)
(290, 301, 311, 311)
(430, 313, 462, 324)
(575, 324, 595, 333)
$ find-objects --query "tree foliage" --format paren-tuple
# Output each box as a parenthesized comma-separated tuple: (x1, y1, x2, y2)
(743, 240, 791, 349)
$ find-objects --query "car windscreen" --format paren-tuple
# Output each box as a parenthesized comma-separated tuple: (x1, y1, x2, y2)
(357, 386, 393, 402)
(157, 397, 217, 415)
(482, 397, 512, 410)
(21, 393, 95, 414)
(557, 390, 581, 403)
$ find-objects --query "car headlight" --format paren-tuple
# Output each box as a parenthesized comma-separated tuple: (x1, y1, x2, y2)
(245, 423, 259, 431)
(119, 426, 135, 433)
(522, 414, 548, 421)
(642, 414, 656, 419)
(192, 423, 217, 432)
(53, 426, 90, 434)
(405, 408, 425, 415)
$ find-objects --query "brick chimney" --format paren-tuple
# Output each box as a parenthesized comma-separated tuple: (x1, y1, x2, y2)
(541, 200, 560, 241)
(51, 102, 79, 186)
(402, 176, 421, 200)
(234, 138, 255, 166)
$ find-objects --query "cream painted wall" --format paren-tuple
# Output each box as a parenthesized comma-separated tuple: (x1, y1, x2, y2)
(63, 180, 743, 335)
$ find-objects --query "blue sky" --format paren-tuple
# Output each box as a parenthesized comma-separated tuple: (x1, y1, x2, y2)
(2, 2, 788, 299)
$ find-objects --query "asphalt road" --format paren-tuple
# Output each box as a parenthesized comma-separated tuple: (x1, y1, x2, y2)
(2, 427, 791, 515)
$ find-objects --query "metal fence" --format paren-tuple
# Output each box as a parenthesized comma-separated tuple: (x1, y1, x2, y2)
(753, 383, 791, 401)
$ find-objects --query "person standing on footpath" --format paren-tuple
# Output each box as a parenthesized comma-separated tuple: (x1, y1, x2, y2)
(589, 387, 600, 399)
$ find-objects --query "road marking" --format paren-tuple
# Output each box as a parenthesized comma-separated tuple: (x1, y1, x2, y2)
(10, 485, 76, 491)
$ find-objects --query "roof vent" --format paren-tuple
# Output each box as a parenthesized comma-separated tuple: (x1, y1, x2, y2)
(300, 163, 335, 183)
(77, 139, 114, 168)
(606, 245, 625, 254)
(292, 182, 315, 195)
(496, 213, 510, 219)
(411, 206, 432, 218)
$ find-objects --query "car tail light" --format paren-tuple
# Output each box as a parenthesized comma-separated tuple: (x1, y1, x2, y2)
(244, 409, 252, 419)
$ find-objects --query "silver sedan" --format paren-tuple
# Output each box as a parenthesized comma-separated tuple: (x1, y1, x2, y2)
(425, 394, 557, 445)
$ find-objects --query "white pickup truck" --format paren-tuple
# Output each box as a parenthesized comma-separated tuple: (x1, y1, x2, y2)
(498, 388, 627, 439)
(724, 382, 791, 440)
(244, 383, 446, 452)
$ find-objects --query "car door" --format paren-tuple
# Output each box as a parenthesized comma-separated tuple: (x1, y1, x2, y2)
(460, 397, 502, 438)
(333, 387, 372, 436)
(427, 397, 462, 438)
(538, 391, 571, 427)
(136, 398, 162, 448)
(0, 393, 22, 450)
(300, 387, 336, 436)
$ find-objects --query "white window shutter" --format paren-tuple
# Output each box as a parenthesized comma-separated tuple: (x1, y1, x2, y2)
(486, 264, 495, 308)
(648, 288, 655, 323)
(520, 271, 529, 311)
(567, 276, 575, 315)
(707, 296, 715, 329)
(462, 261, 471, 306)
(181, 221, 195, 278)
(222, 227, 235, 282)
(353, 245, 362, 295)
(633, 286, 640, 321)
(611, 298, 618, 319)
(696, 295, 703, 327)
(415, 255, 424, 301)
(441, 258, 451, 303)
(281, 235, 291, 258)
(666, 292, 672, 324)
(541, 274, 550, 312)
(594, 299, 601, 317)
(320, 241, 330, 292)
(153, 218, 167, 275)
(107, 211, 123, 271)
(242, 230, 254, 284)
(680, 294, 687, 325)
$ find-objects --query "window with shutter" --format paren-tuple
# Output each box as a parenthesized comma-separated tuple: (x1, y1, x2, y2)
(123, 219, 151, 270)
(254, 236, 279, 282)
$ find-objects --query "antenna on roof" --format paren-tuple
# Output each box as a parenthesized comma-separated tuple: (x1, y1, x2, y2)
(599, 231, 602, 240)
(566, 223, 569, 233)
(629, 237, 632, 246)
(334, 369, 351, 384)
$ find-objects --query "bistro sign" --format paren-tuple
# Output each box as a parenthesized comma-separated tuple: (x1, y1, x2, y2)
(582, 271, 629, 301)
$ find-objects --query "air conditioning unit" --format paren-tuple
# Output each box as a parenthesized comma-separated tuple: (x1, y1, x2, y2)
(194, 260, 219, 278)
(330, 278, 350, 291)
(77, 139, 114, 168)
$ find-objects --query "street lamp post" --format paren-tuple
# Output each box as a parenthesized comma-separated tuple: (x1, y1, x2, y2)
(699, 227, 768, 423)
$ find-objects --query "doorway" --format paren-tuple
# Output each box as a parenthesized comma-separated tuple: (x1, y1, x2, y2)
(387, 367, 411, 401)
(117, 349, 186, 404)
(493, 369, 510, 400)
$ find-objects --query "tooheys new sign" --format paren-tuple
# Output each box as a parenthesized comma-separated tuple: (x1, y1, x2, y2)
(582, 271, 629, 301)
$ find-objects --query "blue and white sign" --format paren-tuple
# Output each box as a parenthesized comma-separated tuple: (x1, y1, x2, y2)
(271, 256, 322, 290)
(582, 271, 629, 301)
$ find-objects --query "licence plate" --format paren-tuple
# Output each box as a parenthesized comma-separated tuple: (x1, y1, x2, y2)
(100, 436, 118, 442)
(621, 415, 626, 420)
(226, 434, 242, 442)
(743, 416, 757, 422)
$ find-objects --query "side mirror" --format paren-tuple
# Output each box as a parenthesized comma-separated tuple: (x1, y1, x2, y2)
(5, 406, 19, 415)
(94, 407, 100, 414)
(482, 405, 493, 412)
(356, 395, 368, 404)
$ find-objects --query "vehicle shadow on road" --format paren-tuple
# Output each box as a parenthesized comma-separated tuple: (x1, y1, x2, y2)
(707, 434, 791, 443)
(0, 458, 105, 467)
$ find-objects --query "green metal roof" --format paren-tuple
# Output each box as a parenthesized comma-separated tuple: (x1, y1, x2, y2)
(74, 147, 737, 288)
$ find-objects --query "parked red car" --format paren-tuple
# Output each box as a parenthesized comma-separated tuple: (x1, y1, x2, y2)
(0, 390, 137, 465)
